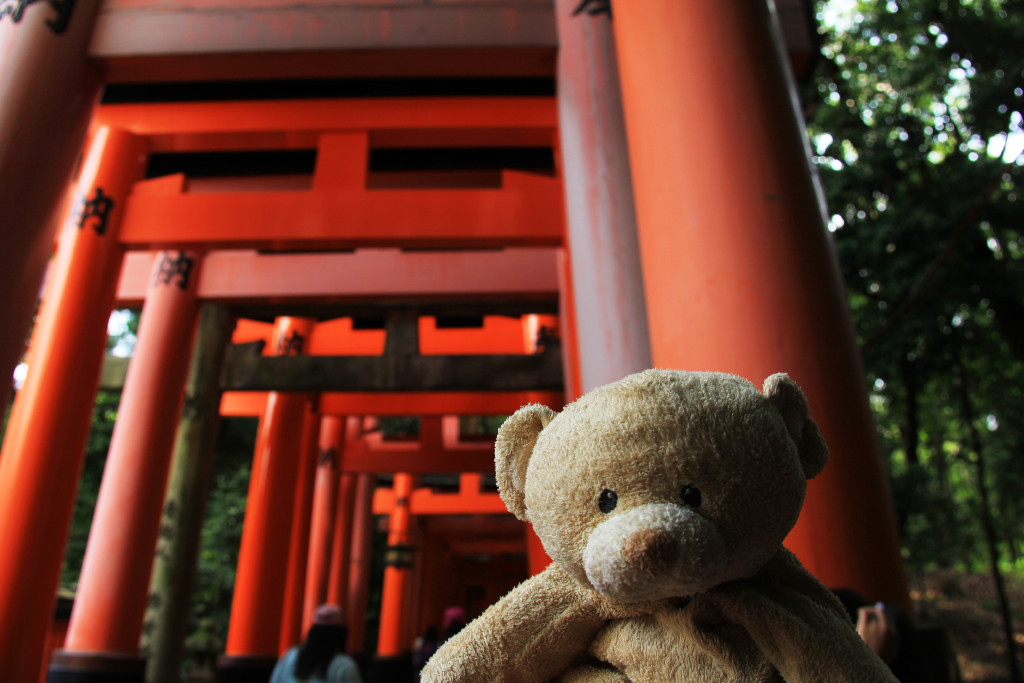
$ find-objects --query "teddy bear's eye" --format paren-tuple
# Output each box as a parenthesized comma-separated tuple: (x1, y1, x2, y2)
(598, 489, 618, 513)
(681, 485, 702, 508)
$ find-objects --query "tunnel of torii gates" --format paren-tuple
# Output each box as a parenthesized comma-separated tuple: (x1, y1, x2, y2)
(0, 2, 913, 682)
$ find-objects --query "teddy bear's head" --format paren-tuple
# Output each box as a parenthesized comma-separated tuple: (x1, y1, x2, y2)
(495, 370, 828, 603)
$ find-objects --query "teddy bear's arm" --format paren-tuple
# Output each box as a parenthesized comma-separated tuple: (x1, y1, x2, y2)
(712, 549, 899, 682)
(420, 563, 612, 683)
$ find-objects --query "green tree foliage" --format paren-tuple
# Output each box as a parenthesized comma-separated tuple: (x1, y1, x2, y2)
(186, 417, 257, 657)
(807, 4, 1024, 674)
(60, 309, 139, 586)
(807, 0, 1024, 574)
(61, 389, 121, 586)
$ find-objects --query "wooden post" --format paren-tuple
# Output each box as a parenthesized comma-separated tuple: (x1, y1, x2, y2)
(611, 0, 910, 608)
(57, 251, 204, 680)
(0, 127, 145, 683)
(555, 0, 652, 393)
(326, 471, 358, 610)
(221, 317, 315, 682)
(143, 306, 236, 683)
(346, 473, 378, 656)
(377, 472, 417, 657)
(304, 416, 348, 632)
(0, 0, 104, 396)
(279, 402, 322, 652)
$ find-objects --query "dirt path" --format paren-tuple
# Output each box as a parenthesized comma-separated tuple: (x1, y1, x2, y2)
(911, 570, 1024, 682)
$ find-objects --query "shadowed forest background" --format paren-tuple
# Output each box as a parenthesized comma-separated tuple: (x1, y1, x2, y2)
(3, 0, 1021, 680)
(804, 0, 1024, 679)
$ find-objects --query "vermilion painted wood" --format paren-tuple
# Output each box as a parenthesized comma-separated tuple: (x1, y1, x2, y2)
(221, 390, 564, 418)
(91, 98, 556, 142)
(231, 319, 275, 348)
(372, 484, 507, 516)
(340, 416, 495, 474)
(98, 47, 555, 84)
(77, 127, 554, 156)
(64, 251, 202, 655)
(313, 132, 368, 189)
(115, 172, 563, 250)
(344, 474, 377, 655)
(0, 128, 147, 683)
(376, 472, 417, 657)
(556, 249, 584, 402)
(225, 318, 316, 658)
(303, 416, 347, 634)
(555, 0, 652, 393)
(89, 2, 557, 60)
(412, 515, 530, 641)
(0, 0, 104, 408)
(325, 469, 358, 610)
(279, 405, 323, 653)
(341, 450, 494, 476)
(419, 316, 532, 356)
(526, 526, 551, 578)
(612, 0, 910, 610)
(307, 319, 384, 356)
(115, 248, 560, 307)
(521, 314, 559, 354)
(227, 314, 550, 359)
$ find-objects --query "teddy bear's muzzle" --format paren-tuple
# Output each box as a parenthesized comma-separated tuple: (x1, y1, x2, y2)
(621, 527, 676, 573)
(583, 503, 726, 603)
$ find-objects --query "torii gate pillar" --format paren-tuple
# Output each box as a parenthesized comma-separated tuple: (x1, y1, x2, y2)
(0, 0, 104, 395)
(279, 403, 323, 652)
(377, 472, 417, 659)
(221, 318, 316, 681)
(326, 472, 358, 611)
(0, 127, 146, 682)
(555, 0, 652, 393)
(306, 416, 350, 631)
(611, 0, 909, 607)
(345, 473, 377, 656)
(53, 251, 202, 681)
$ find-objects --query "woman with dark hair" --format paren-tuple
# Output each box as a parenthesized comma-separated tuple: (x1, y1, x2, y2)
(270, 604, 363, 683)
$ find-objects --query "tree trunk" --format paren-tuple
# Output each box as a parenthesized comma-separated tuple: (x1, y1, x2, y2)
(955, 359, 1021, 683)
(143, 306, 236, 683)
(900, 356, 921, 466)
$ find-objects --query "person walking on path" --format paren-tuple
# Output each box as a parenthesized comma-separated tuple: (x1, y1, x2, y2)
(270, 604, 363, 683)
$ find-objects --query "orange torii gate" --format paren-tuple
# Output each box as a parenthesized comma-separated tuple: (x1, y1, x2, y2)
(121, 251, 563, 677)
(0, 3, 911, 682)
(202, 313, 561, 678)
(3, 88, 570, 678)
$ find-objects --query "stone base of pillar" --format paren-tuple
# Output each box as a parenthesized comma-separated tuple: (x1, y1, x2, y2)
(47, 650, 145, 683)
(215, 654, 278, 683)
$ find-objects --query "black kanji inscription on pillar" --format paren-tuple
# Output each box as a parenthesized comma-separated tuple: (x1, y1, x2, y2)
(318, 447, 339, 469)
(155, 251, 196, 291)
(276, 330, 306, 356)
(535, 325, 559, 353)
(0, 0, 77, 34)
(572, 0, 610, 18)
(72, 187, 115, 236)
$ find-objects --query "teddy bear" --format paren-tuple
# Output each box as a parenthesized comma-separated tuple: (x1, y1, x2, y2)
(420, 369, 898, 682)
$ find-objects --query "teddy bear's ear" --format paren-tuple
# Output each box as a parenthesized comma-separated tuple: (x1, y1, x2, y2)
(763, 373, 829, 480)
(495, 404, 556, 521)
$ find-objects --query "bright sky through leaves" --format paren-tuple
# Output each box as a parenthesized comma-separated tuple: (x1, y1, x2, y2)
(819, 0, 1024, 174)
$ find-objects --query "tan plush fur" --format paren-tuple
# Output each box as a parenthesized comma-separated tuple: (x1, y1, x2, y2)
(420, 370, 898, 682)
